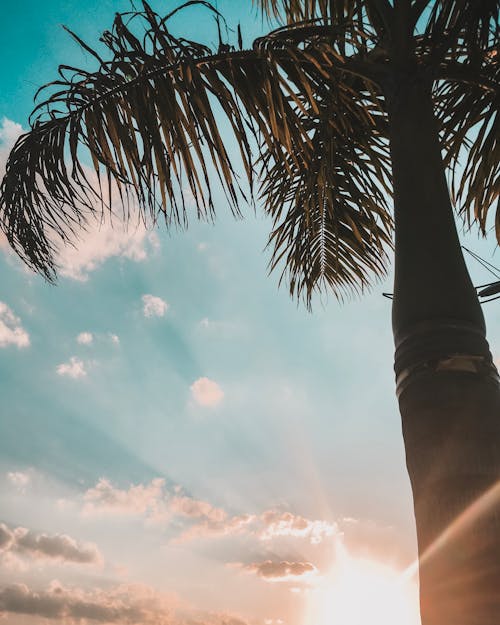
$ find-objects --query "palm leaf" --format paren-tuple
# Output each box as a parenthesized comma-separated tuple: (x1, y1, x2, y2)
(435, 51, 499, 236)
(1, 2, 254, 279)
(419, 0, 499, 63)
(1, 0, 392, 304)
(257, 47, 392, 304)
(253, 0, 393, 33)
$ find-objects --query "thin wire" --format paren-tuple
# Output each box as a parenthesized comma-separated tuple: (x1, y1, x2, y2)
(462, 246, 500, 280)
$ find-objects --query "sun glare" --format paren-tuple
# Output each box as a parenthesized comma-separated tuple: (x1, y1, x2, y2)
(305, 542, 421, 625)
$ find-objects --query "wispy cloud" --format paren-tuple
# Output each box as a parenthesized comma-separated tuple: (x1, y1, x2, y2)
(81, 477, 338, 548)
(190, 377, 224, 407)
(142, 294, 168, 318)
(81, 479, 226, 527)
(0, 522, 102, 566)
(0, 302, 29, 349)
(177, 509, 338, 545)
(6, 471, 31, 492)
(82, 478, 167, 518)
(56, 357, 88, 379)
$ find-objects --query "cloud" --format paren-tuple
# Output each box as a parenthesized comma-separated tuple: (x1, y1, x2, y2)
(0, 118, 160, 281)
(80, 478, 338, 548)
(82, 478, 166, 518)
(81, 479, 227, 528)
(239, 560, 318, 583)
(142, 294, 169, 318)
(167, 494, 226, 523)
(190, 377, 224, 407)
(178, 610, 249, 625)
(175, 514, 255, 543)
(0, 581, 250, 625)
(0, 581, 172, 624)
(77, 332, 93, 345)
(6, 471, 30, 490)
(76, 332, 120, 346)
(258, 511, 337, 545)
(0, 302, 30, 348)
(177, 509, 338, 545)
(0, 523, 102, 566)
(58, 222, 159, 282)
(0, 118, 23, 175)
(56, 357, 88, 379)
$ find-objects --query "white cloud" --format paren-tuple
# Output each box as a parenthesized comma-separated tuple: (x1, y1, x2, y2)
(1, 118, 161, 281)
(77, 332, 93, 345)
(0, 117, 23, 175)
(142, 294, 168, 318)
(56, 357, 88, 379)
(6, 472, 30, 491)
(258, 511, 337, 545)
(190, 377, 224, 407)
(58, 221, 159, 282)
(0, 302, 30, 348)
(75, 332, 120, 347)
(0, 522, 102, 566)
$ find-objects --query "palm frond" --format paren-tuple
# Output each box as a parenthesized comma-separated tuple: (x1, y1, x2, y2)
(420, 0, 499, 63)
(1, 0, 392, 304)
(253, 0, 393, 32)
(1, 1, 255, 279)
(435, 50, 500, 236)
(261, 65, 392, 305)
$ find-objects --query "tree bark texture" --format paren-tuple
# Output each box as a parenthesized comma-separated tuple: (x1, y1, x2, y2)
(387, 74, 500, 625)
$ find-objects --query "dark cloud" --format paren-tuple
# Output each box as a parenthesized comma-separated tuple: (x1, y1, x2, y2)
(0, 583, 250, 625)
(0, 582, 171, 624)
(0, 522, 101, 565)
(243, 560, 317, 581)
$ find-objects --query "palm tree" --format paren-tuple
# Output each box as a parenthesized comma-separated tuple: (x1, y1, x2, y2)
(1, 1, 499, 622)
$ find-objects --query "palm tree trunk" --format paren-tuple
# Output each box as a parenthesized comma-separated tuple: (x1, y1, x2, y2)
(386, 74, 500, 625)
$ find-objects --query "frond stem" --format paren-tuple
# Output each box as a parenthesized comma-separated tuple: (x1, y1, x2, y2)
(29, 49, 386, 131)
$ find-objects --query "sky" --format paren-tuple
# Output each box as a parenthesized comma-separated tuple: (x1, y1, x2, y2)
(0, 2, 499, 625)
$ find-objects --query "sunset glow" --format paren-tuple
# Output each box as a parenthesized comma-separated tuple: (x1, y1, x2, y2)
(306, 543, 421, 625)
(1, 2, 500, 625)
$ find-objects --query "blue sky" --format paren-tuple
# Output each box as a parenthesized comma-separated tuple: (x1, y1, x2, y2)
(0, 2, 499, 625)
